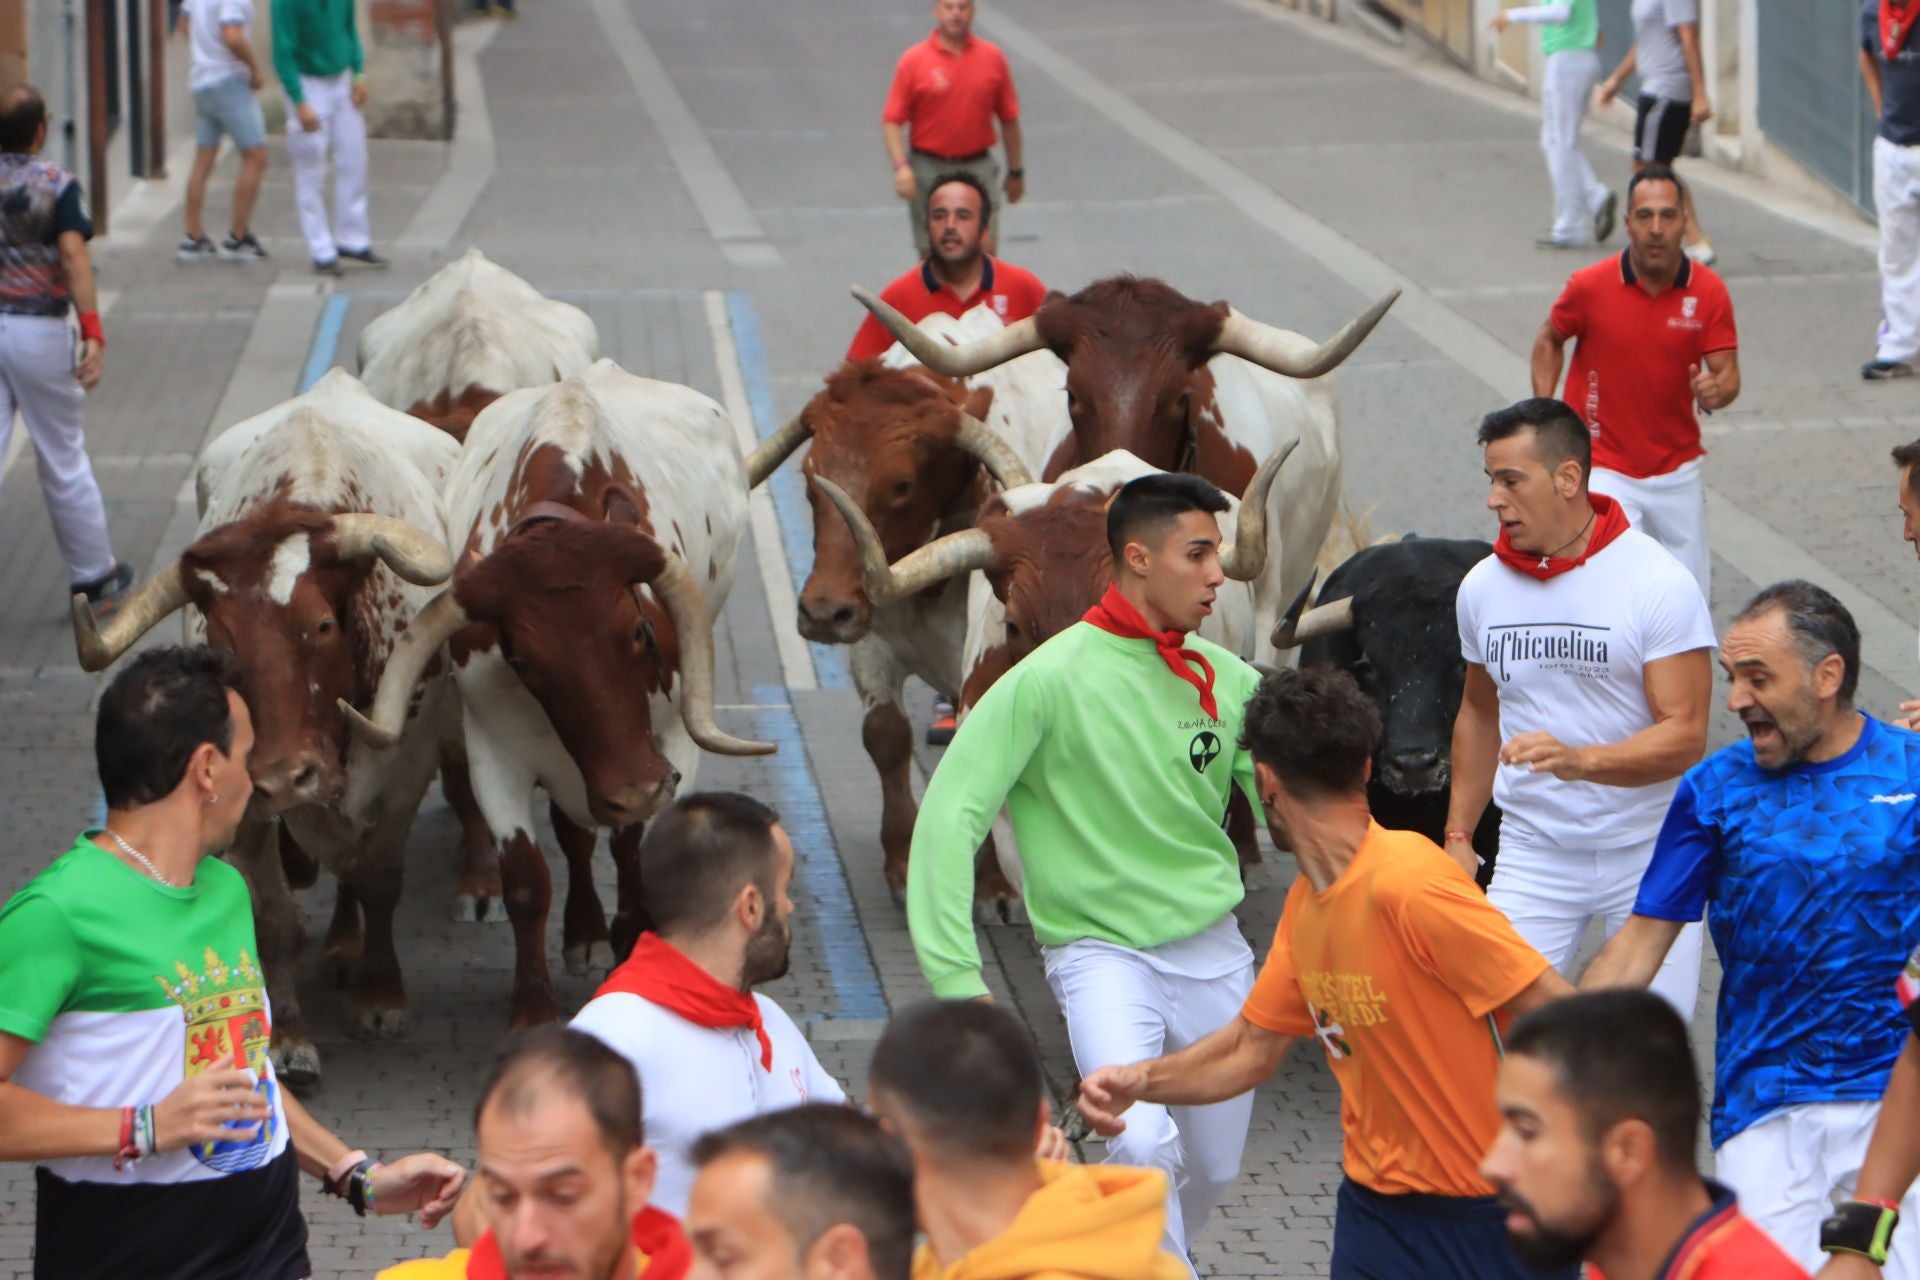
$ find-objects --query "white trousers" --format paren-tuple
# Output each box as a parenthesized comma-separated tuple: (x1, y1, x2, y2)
(0, 313, 115, 583)
(1488, 835, 1704, 1022)
(287, 71, 371, 265)
(1590, 458, 1710, 602)
(1876, 135, 1920, 365)
(1718, 1101, 1920, 1279)
(1045, 940, 1256, 1272)
(1541, 49, 1608, 244)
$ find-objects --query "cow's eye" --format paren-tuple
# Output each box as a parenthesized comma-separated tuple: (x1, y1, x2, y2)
(891, 478, 913, 501)
(1005, 620, 1021, 642)
(314, 617, 334, 637)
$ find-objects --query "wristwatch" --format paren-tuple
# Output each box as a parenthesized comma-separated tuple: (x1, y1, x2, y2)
(1821, 1199, 1900, 1265)
(1007, 167, 1024, 177)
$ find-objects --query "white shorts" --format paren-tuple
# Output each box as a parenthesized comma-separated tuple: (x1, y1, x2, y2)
(1589, 458, 1710, 602)
(1487, 833, 1704, 1022)
(1717, 1101, 1920, 1278)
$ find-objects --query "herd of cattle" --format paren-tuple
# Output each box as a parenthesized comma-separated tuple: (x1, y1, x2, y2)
(66, 249, 1499, 1084)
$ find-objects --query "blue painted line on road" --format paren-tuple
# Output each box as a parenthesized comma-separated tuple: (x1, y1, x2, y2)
(753, 681, 887, 1020)
(724, 292, 851, 690)
(298, 295, 351, 394)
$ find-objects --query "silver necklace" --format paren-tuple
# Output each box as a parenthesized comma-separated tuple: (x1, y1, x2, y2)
(102, 828, 186, 888)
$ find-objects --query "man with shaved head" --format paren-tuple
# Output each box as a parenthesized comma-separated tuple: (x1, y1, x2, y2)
(907, 470, 1265, 1271)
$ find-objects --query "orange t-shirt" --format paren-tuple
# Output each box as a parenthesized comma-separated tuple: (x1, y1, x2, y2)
(1242, 823, 1551, 1198)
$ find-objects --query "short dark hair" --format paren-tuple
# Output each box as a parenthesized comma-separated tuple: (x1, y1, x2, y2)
(1892, 438, 1920, 499)
(1627, 163, 1688, 208)
(1476, 397, 1592, 481)
(867, 999, 1045, 1162)
(926, 170, 993, 231)
(96, 646, 248, 810)
(1734, 580, 1862, 705)
(1239, 667, 1380, 799)
(1505, 990, 1701, 1175)
(691, 1104, 916, 1280)
(640, 791, 782, 936)
(475, 1026, 644, 1159)
(0, 86, 46, 153)
(1106, 472, 1230, 560)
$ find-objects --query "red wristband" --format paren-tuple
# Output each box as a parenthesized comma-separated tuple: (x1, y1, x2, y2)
(114, 1105, 137, 1170)
(78, 312, 104, 346)
(1445, 829, 1473, 842)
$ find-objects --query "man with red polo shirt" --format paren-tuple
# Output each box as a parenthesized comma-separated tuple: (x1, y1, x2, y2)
(1531, 164, 1740, 599)
(882, 0, 1023, 257)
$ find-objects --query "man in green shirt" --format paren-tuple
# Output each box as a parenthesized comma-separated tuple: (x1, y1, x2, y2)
(1492, 2, 1617, 249)
(0, 645, 462, 1278)
(271, 0, 384, 274)
(906, 472, 1263, 1274)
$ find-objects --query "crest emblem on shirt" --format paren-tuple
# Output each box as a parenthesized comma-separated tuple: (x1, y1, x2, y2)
(1682, 296, 1698, 319)
(930, 67, 950, 91)
(993, 295, 1008, 316)
(1188, 731, 1221, 773)
(156, 946, 278, 1173)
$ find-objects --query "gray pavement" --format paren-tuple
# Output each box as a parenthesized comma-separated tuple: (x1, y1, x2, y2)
(0, 0, 1908, 1275)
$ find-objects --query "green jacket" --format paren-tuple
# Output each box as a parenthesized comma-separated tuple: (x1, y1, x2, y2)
(271, 0, 362, 103)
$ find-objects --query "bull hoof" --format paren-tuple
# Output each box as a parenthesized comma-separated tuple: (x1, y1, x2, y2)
(351, 1004, 410, 1042)
(563, 940, 615, 979)
(273, 1041, 322, 1088)
(451, 893, 507, 923)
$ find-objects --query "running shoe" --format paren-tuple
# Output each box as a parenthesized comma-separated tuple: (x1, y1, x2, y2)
(1863, 359, 1916, 381)
(73, 561, 135, 615)
(927, 696, 958, 746)
(220, 231, 269, 261)
(175, 235, 219, 262)
(336, 245, 389, 269)
(1593, 190, 1618, 243)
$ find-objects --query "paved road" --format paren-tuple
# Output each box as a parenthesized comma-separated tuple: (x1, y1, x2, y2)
(0, 0, 1911, 1275)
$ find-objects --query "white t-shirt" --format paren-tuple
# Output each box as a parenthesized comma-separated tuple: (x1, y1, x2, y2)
(184, 0, 253, 93)
(570, 990, 847, 1216)
(1632, 0, 1700, 103)
(1456, 528, 1715, 851)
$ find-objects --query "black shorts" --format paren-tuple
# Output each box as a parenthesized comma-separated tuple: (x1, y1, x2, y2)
(1635, 93, 1692, 164)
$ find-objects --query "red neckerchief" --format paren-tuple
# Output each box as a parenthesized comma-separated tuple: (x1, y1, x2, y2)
(466, 1205, 692, 1280)
(595, 933, 772, 1071)
(1082, 583, 1218, 719)
(1886, 1, 1919, 61)
(1492, 494, 1631, 582)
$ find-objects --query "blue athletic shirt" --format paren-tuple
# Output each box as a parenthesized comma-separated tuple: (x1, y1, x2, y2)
(1635, 713, 1920, 1147)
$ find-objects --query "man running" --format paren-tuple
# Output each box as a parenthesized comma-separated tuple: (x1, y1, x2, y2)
(1584, 581, 1920, 1274)
(908, 472, 1264, 1268)
(1076, 667, 1572, 1280)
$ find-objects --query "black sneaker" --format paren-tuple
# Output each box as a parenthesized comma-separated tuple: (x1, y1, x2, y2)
(176, 235, 219, 263)
(73, 561, 135, 615)
(1863, 359, 1916, 381)
(220, 231, 269, 261)
(313, 257, 344, 277)
(336, 245, 389, 269)
(1593, 190, 1618, 243)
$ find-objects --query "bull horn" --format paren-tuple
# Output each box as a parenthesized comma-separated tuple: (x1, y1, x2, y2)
(1212, 289, 1401, 379)
(1271, 596, 1355, 650)
(1218, 438, 1299, 582)
(71, 564, 190, 672)
(851, 285, 1046, 377)
(953, 412, 1033, 491)
(647, 553, 775, 757)
(813, 476, 996, 605)
(339, 588, 470, 749)
(744, 411, 812, 489)
(329, 514, 455, 586)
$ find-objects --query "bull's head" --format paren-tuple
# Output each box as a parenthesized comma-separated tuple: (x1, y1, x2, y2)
(341, 519, 773, 829)
(851, 279, 1398, 476)
(741, 363, 1034, 645)
(70, 506, 454, 813)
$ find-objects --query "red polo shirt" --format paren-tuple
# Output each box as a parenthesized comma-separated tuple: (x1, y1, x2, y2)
(883, 31, 1019, 159)
(1590, 1181, 1808, 1280)
(1549, 250, 1738, 480)
(846, 257, 1049, 361)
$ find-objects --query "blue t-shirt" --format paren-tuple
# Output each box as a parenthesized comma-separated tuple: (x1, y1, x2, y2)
(1864, 1, 1920, 146)
(1636, 713, 1920, 1147)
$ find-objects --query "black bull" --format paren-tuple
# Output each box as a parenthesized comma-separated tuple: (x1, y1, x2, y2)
(1285, 536, 1501, 886)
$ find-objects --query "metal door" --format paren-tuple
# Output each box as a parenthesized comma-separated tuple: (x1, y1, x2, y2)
(1757, 0, 1877, 212)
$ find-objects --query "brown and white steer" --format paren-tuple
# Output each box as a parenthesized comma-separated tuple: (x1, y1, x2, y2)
(71, 403, 460, 1085)
(346, 359, 774, 1028)
(356, 247, 600, 442)
(743, 306, 1070, 895)
(816, 444, 1291, 890)
(853, 277, 1398, 659)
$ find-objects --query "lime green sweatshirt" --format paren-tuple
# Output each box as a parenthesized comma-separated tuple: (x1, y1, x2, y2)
(907, 622, 1263, 999)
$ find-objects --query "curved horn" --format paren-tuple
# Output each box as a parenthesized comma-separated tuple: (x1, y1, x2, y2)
(1271, 596, 1354, 650)
(952, 412, 1033, 491)
(1218, 438, 1300, 582)
(329, 514, 455, 586)
(813, 476, 996, 605)
(851, 285, 1045, 378)
(647, 553, 776, 757)
(71, 564, 190, 672)
(1212, 288, 1401, 379)
(744, 410, 813, 489)
(338, 588, 470, 749)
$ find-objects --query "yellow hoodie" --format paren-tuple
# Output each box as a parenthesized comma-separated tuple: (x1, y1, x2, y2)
(911, 1161, 1189, 1280)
